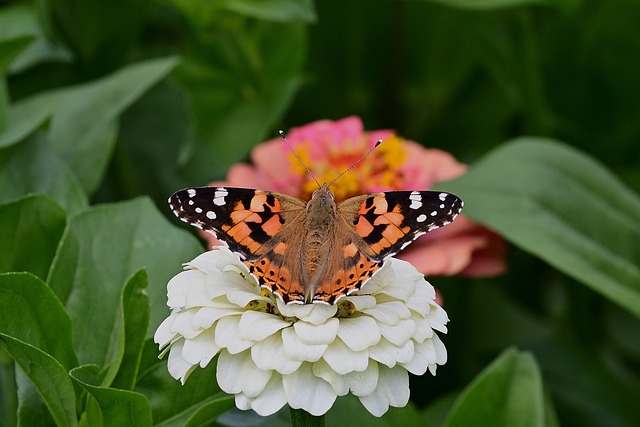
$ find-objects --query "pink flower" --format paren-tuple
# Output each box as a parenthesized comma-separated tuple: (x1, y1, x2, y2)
(203, 116, 506, 279)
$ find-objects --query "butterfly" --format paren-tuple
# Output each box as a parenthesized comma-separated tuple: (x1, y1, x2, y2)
(169, 183, 463, 305)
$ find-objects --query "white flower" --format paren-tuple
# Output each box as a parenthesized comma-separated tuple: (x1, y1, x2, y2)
(155, 247, 448, 417)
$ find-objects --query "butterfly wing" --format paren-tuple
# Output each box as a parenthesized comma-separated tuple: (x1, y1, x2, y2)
(337, 190, 463, 262)
(168, 186, 306, 260)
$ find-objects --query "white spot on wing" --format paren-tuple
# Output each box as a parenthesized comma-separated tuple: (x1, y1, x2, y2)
(206, 211, 216, 219)
(214, 188, 228, 206)
(187, 189, 197, 198)
(439, 193, 448, 201)
(195, 207, 203, 213)
(416, 214, 427, 223)
(431, 211, 438, 216)
(409, 191, 422, 209)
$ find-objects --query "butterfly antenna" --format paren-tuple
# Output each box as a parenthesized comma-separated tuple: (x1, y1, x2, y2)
(326, 139, 383, 188)
(279, 130, 321, 189)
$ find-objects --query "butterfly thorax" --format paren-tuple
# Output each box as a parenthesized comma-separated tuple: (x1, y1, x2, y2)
(303, 184, 336, 279)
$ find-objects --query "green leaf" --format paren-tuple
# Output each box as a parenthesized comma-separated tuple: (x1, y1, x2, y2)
(442, 139, 640, 318)
(18, 57, 179, 194)
(0, 95, 52, 149)
(136, 339, 230, 424)
(38, 0, 149, 70)
(0, 272, 77, 369)
(221, 0, 316, 22)
(0, 36, 35, 132)
(0, 195, 66, 280)
(0, 3, 70, 72)
(0, 335, 77, 427)
(154, 394, 235, 427)
(0, 132, 88, 214)
(417, 0, 548, 10)
(110, 269, 150, 389)
(443, 348, 545, 427)
(47, 197, 202, 368)
(115, 81, 194, 204)
(176, 20, 305, 182)
(70, 365, 152, 427)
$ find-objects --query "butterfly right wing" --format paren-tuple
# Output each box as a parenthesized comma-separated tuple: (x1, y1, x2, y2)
(168, 186, 306, 261)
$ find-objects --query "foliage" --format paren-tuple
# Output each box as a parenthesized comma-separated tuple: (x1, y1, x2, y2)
(0, 0, 639, 426)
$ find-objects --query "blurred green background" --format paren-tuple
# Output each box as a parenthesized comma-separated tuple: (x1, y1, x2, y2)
(1, 0, 640, 426)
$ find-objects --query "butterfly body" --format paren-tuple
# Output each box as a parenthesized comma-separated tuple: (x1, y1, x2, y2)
(169, 184, 463, 305)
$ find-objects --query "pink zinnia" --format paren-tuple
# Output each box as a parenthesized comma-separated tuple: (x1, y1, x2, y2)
(203, 116, 506, 278)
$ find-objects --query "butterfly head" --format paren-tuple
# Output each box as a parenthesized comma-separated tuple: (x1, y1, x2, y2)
(307, 183, 336, 214)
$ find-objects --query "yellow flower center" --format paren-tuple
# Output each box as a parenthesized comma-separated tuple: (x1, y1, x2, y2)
(290, 135, 408, 201)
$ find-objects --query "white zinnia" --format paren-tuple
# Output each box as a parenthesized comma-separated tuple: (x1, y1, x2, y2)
(155, 247, 448, 417)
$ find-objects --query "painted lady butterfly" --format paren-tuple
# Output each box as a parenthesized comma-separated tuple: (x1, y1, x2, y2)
(169, 182, 463, 305)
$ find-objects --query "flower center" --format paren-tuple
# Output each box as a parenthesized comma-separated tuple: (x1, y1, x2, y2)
(290, 135, 408, 201)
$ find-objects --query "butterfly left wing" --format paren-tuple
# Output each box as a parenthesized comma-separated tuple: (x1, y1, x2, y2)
(337, 190, 463, 262)
(168, 186, 306, 260)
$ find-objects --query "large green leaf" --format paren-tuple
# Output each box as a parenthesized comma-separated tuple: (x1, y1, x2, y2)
(175, 18, 306, 182)
(0, 273, 77, 426)
(39, 0, 149, 71)
(47, 197, 202, 368)
(416, 0, 577, 10)
(221, 0, 316, 22)
(0, 273, 77, 369)
(0, 336, 77, 427)
(16, 57, 179, 194)
(0, 36, 35, 132)
(0, 3, 70, 72)
(442, 138, 640, 318)
(136, 339, 230, 424)
(0, 132, 88, 213)
(444, 348, 547, 427)
(110, 269, 150, 390)
(0, 195, 66, 280)
(0, 95, 52, 149)
(70, 365, 152, 427)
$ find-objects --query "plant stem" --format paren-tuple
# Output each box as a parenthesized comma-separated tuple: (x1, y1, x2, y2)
(290, 407, 325, 427)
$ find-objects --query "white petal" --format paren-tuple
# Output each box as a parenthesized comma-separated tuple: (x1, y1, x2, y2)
(344, 361, 379, 396)
(401, 339, 434, 375)
(358, 366, 409, 417)
(238, 310, 290, 341)
(343, 295, 377, 311)
(378, 319, 416, 346)
(192, 305, 243, 331)
(217, 350, 272, 397)
(311, 359, 348, 395)
(282, 328, 327, 362)
(413, 315, 434, 344)
(181, 328, 220, 367)
(294, 318, 339, 345)
(428, 304, 449, 334)
(369, 338, 414, 368)
(432, 333, 447, 365)
(226, 286, 267, 307)
(283, 363, 337, 416)
(167, 340, 196, 384)
(276, 298, 314, 319)
(234, 393, 252, 411)
(247, 373, 288, 416)
(295, 303, 338, 325)
(322, 338, 369, 375)
(361, 301, 411, 325)
(154, 315, 178, 348)
(337, 316, 381, 351)
(215, 315, 252, 354)
(168, 309, 201, 339)
(406, 281, 436, 316)
(251, 333, 302, 374)
(166, 270, 204, 307)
